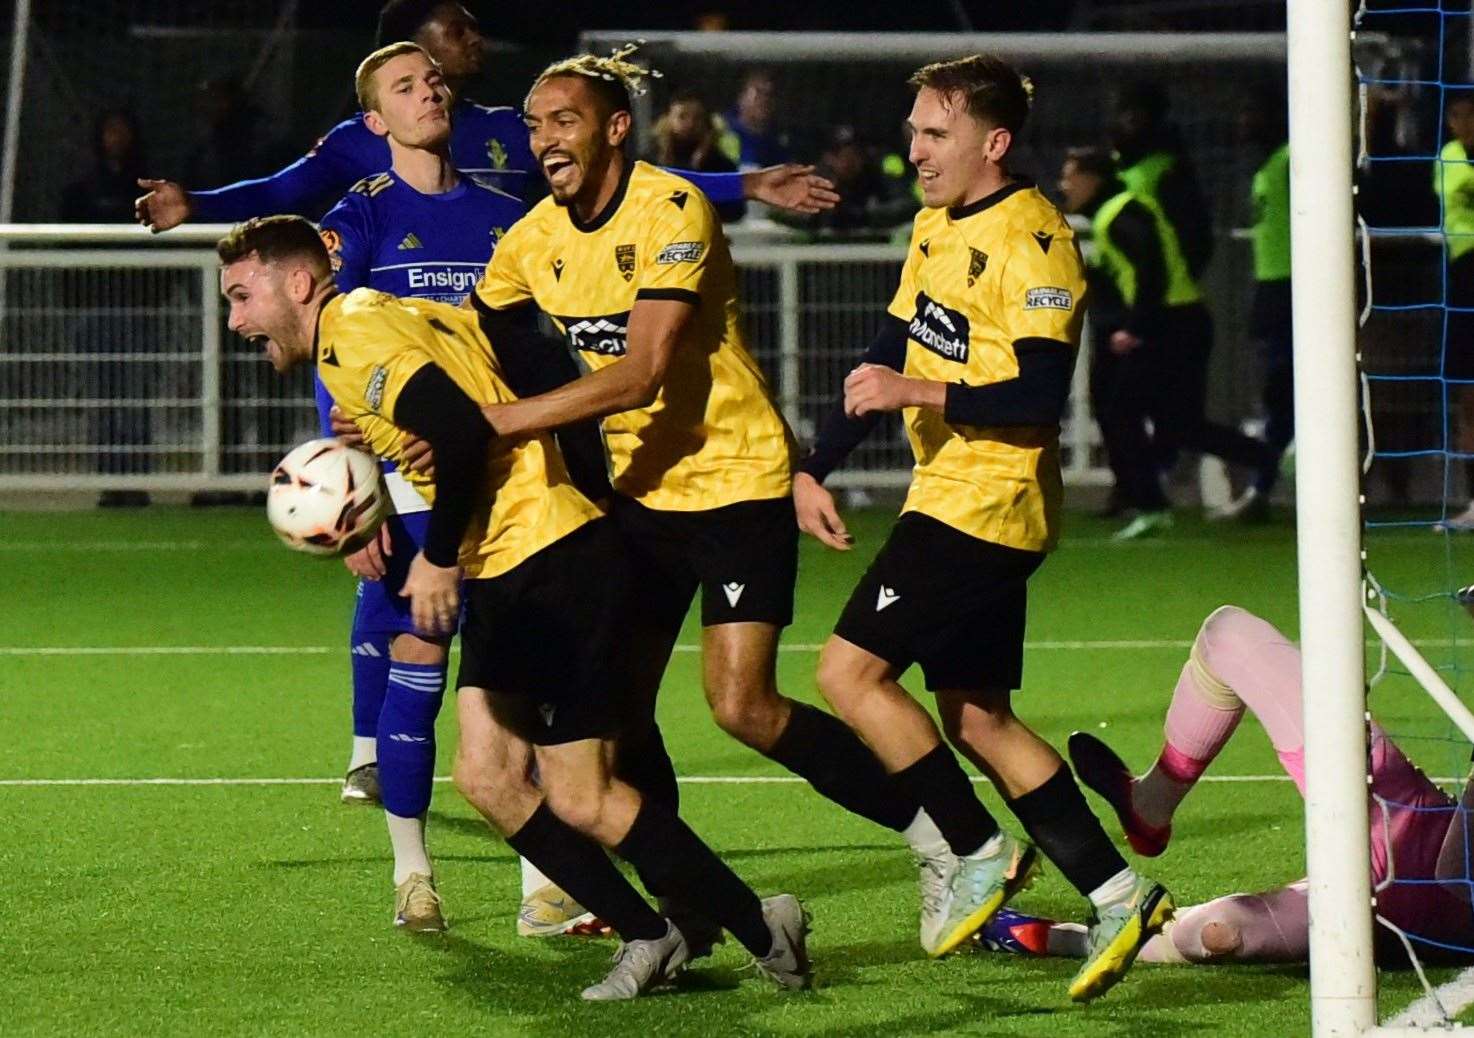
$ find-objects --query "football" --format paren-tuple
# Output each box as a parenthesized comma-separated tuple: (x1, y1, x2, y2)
(266, 438, 387, 556)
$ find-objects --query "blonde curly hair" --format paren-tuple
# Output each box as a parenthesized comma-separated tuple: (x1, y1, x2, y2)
(525, 43, 662, 116)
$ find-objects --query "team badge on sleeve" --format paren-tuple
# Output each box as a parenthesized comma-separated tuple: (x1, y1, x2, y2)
(615, 244, 636, 282)
(365, 366, 389, 412)
(319, 228, 343, 273)
(656, 241, 706, 265)
(1024, 286, 1074, 311)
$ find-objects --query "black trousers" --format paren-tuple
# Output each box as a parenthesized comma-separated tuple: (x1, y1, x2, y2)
(1098, 304, 1271, 511)
(1252, 279, 1294, 494)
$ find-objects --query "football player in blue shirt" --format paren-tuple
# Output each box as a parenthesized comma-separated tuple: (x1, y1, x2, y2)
(134, 1, 839, 230)
(310, 41, 533, 935)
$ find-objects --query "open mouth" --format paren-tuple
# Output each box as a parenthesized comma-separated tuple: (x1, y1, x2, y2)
(542, 154, 575, 183)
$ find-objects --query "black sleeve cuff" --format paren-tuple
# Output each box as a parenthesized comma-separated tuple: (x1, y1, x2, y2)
(393, 365, 493, 567)
(635, 287, 700, 304)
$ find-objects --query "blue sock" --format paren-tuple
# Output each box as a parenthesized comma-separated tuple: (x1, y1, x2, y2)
(377, 661, 447, 818)
(349, 631, 391, 739)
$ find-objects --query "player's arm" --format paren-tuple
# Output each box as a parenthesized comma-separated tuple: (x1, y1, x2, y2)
(479, 297, 686, 437)
(470, 296, 612, 501)
(793, 317, 908, 550)
(477, 202, 717, 437)
(392, 364, 495, 636)
(135, 119, 367, 231)
(668, 164, 839, 214)
(1099, 200, 1167, 353)
(844, 339, 1074, 426)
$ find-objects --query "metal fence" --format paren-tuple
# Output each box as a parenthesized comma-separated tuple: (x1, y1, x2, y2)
(0, 225, 1108, 492)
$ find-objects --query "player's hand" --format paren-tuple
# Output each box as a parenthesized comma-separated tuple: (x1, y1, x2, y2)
(404, 551, 460, 636)
(329, 405, 365, 447)
(134, 179, 192, 233)
(844, 363, 914, 417)
(343, 521, 391, 580)
(744, 164, 840, 214)
(401, 432, 435, 476)
(1109, 330, 1143, 355)
(794, 471, 853, 550)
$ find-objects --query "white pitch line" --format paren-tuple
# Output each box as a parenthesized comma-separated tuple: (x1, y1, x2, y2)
(1384, 966, 1474, 1028)
(0, 773, 1313, 788)
(7, 638, 1474, 657)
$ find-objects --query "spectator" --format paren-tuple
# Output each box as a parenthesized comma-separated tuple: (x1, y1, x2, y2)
(1435, 91, 1474, 529)
(781, 125, 915, 236)
(185, 76, 287, 189)
(717, 69, 791, 170)
(1058, 147, 1274, 540)
(60, 109, 147, 222)
(648, 88, 744, 221)
(1109, 81, 1214, 280)
(59, 109, 153, 506)
(1232, 90, 1291, 520)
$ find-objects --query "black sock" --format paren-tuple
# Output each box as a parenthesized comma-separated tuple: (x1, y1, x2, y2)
(1465, 458, 1474, 501)
(766, 702, 919, 832)
(1007, 764, 1129, 897)
(891, 744, 999, 856)
(615, 723, 681, 898)
(507, 803, 667, 943)
(616, 801, 772, 957)
(617, 722, 680, 814)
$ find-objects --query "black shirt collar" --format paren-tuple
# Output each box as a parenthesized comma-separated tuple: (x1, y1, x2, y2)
(313, 290, 340, 359)
(570, 158, 634, 234)
(948, 177, 1032, 222)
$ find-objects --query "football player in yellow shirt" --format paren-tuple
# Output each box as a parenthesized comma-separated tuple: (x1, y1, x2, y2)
(217, 215, 810, 1001)
(467, 50, 955, 942)
(793, 55, 1172, 1002)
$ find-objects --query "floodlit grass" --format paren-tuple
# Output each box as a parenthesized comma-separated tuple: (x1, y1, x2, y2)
(3, 506, 1470, 1035)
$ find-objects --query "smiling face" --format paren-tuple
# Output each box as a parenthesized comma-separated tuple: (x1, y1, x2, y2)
(905, 86, 1010, 209)
(524, 74, 629, 207)
(220, 255, 311, 374)
(363, 51, 451, 149)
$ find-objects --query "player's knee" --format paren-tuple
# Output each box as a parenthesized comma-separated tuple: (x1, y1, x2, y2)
(452, 746, 519, 815)
(1199, 919, 1244, 958)
(706, 680, 781, 745)
(816, 647, 864, 714)
(541, 780, 607, 838)
(940, 695, 1012, 750)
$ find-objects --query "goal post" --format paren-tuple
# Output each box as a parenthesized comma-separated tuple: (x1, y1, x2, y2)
(1290, 0, 1378, 1033)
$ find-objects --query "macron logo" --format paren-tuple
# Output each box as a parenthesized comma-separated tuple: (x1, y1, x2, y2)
(539, 703, 557, 727)
(722, 582, 745, 607)
(876, 586, 900, 611)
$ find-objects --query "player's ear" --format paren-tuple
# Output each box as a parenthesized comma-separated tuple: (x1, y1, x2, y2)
(363, 109, 390, 139)
(984, 126, 1012, 164)
(285, 265, 315, 304)
(606, 109, 631, 149)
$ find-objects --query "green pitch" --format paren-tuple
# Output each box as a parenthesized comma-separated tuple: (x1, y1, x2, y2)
(3, 506, 1472, 1035)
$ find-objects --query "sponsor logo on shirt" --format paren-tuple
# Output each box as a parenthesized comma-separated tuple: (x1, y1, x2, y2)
(1023, 286, 1074, 311)
(406, 267, 480, 294)
(656, 241, 706, 265)
(615, 244, 637, 282)
(366, 366, 389, 411)
(561, 313, 631, 356)
(907, 292, 970, 363)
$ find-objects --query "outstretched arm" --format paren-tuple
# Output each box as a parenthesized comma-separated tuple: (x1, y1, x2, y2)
(135, 120, 369, 231)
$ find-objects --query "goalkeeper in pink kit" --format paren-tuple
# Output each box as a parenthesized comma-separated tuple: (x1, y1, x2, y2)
(984, 604, 1474, 964)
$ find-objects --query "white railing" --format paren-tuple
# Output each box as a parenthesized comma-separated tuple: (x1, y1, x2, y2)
(0, 225, 1107, 492)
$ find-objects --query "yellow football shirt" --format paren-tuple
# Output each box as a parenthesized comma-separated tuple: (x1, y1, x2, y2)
(472, 160, 794, 512)
(315, 289, 603, 579)
(887, 181, 1086, 553)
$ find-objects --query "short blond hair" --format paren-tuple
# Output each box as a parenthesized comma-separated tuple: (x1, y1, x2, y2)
(355, 41, 436, 113)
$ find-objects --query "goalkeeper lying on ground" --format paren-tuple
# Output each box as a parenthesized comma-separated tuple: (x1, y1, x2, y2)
(981, 604, 1474, 965)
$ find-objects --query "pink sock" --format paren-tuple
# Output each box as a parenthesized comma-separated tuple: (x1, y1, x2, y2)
(1134, 662, 1244, 828)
